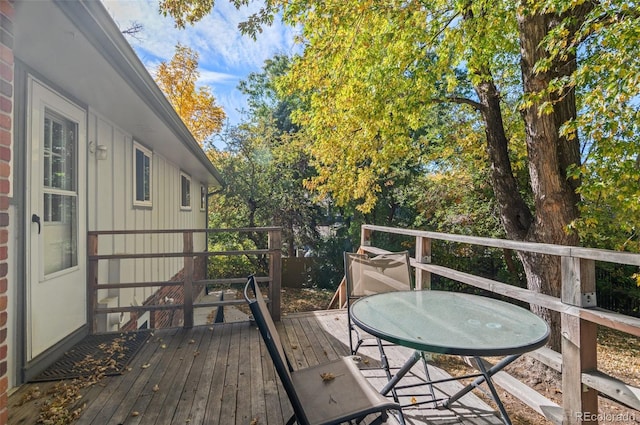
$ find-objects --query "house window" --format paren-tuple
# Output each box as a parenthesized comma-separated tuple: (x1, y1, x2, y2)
(43, 109, 77, 224)
(200, 185, 207, 211)
(181, 172, 191, 209)
(133, 142, 152, 207)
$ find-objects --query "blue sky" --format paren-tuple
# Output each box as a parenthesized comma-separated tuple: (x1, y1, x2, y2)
(101, 0, 299, 126)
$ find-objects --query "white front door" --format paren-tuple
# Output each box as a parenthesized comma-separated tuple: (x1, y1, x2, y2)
(27, 79, 87, 360)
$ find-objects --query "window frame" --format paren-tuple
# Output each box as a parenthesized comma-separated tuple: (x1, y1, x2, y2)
(180, 171, 192, 210)
(133, 142, 153, 207)
(43, 108, 77, 224)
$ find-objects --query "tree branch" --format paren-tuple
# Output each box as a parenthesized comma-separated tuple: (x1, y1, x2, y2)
(121, 22, 143, 41)
(432, 96, 485, 111)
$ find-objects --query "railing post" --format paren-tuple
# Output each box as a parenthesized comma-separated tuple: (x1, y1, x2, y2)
(87, 233, 99, 333)
(415, 236, 432, 290)
(269, 229, 282, 321)
(361, 226, 372, 247)
(183, 231, 194, 328)
(561, 257, 598, 424)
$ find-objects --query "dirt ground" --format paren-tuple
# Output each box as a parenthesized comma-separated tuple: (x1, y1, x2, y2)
(279, 287, 640, 425)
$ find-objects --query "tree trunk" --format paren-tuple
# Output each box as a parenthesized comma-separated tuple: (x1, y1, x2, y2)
(517, 9, 581, 247)
(512, 6, 584, 351)
(519, 253, 564, 349)
(473, 76, 569, 349)
(474, 78, 532, 241)
(466, 4, 586, 352)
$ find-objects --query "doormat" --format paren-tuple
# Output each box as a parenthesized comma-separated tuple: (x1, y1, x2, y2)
(30, 330, 152, 382)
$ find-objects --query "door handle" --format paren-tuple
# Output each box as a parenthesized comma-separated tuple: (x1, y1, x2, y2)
(31, 214, 41, 234)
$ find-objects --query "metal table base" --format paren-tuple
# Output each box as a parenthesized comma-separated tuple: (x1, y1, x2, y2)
(380, 350, 520, 425)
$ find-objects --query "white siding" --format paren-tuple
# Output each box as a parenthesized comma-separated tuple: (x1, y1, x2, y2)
(87, 109, 208, 318)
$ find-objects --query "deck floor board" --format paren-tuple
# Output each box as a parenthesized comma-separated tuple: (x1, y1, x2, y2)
(9, 310, 503, 425)
(202, 322, 231, 424)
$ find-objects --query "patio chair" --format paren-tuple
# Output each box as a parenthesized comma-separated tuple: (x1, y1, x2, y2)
(344, 251, 413, 357)
(344, 251, 435, 406)
(244, 275, 402, 425)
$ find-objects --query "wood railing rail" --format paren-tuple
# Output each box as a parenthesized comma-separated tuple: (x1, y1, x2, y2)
(87, 227, 282, 333)
(352, 224, 640, 425)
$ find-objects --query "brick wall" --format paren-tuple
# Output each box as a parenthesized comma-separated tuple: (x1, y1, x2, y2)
(150, 256, 207, 328)
(0, 1, 12, 424)
(121, 256, 208, 331)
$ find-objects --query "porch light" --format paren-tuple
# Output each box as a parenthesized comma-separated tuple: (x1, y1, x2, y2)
(96, 144, 108, 160)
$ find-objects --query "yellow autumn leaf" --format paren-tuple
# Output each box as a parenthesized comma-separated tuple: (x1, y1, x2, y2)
(320, 372, 335, 382)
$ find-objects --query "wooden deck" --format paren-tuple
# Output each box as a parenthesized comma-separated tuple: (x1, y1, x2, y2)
(9, 310, 503, 425)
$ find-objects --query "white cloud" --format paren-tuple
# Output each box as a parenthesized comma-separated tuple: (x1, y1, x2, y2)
(101, 0, 298, 126)
(199, 69, 237, 85)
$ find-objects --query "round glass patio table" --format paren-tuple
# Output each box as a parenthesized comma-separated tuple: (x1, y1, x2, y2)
(350, 290, 550, 425)
(350, 290, 549, 357)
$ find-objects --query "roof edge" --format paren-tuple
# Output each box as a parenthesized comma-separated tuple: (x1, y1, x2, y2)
(53, 0, 225, 188)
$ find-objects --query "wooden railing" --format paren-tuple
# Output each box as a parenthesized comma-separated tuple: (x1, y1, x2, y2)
(87, 227, 282, 332)
(332, 224, 640, 425)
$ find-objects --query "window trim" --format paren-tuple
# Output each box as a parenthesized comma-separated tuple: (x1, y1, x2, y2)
(180, 171, 192, 210)
(133, 142, 153, 207)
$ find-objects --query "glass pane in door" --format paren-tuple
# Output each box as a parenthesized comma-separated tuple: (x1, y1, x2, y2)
(42, 109, 78, 275)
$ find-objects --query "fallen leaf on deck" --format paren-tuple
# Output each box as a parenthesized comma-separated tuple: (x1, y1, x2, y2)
(141, 363, 151, 369)
(131, 411, 139, 417)
(320, 372, 335, 382)
(152, 384, 159, 392)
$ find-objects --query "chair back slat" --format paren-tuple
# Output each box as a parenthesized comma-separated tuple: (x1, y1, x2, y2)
(345, 251, 412, 297)
(244, 276, 310, 425)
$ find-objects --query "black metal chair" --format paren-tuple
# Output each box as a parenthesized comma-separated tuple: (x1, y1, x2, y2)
(244, 275, 402, 425)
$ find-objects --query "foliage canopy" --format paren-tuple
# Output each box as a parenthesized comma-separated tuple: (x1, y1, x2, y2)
(154, 44, 226, 145)
(157, 0, 640, 251)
